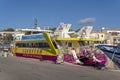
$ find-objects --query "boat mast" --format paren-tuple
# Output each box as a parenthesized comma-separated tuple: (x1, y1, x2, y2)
(34, 18, 38, 29)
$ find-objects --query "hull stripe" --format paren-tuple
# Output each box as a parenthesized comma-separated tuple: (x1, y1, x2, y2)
(16, 53, 57, 62)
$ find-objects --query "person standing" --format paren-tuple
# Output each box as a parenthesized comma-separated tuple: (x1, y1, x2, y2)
(71, 48, 83, 65)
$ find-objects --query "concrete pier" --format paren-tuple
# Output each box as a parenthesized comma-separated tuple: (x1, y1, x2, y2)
(0, 52, 120, 80)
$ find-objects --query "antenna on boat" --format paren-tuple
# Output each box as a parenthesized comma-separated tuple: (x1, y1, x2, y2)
(34, 18, 38, 29)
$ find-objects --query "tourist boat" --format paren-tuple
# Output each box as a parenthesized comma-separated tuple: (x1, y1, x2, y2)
(10, 22, 98, 63)
(11, 23, 59, 61)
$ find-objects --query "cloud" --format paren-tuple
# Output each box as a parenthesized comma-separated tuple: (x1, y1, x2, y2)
(78, 18, 96, 24)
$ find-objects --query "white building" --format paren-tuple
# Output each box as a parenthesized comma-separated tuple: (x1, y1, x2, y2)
(94, 28, 120, 45)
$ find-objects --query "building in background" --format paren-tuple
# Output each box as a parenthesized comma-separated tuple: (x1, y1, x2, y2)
(93, 27, 120, 45)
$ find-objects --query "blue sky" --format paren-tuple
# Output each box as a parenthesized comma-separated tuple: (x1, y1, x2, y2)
(0, 0, 120, 30)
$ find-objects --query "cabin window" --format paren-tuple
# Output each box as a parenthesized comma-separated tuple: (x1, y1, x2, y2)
(28, 43, 32, 48)
(38, 43, 43, 47)
(68, 42, 72, 47)
(101, 35, 103, 37)
(16, 42, 50, 48)
(23, 43, 26, 47)
(78, 41, 86, 46)
(43, 43, 49, 48)
(34, 43, 39, 48)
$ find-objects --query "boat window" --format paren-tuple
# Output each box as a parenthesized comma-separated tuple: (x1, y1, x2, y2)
(38, 43, 43, 47)
(28, 43, 32, 48)
(68, 42, 72, 47)
(78, 41, 86, 46)
(15, 41, 52, 48)
(31, 32, 42, 34)
(25, 31, 31, 35)
(23, 43, 27, 47)
(101, 35, 103, 37)
(35, 43, 39, 48)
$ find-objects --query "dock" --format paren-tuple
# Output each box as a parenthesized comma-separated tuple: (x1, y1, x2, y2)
(0, 52, 120, 80)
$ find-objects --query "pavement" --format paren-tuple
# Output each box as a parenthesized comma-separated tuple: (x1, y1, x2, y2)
(0, 52, 120, 80)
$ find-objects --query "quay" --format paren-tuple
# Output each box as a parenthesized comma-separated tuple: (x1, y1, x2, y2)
(0, 52, 120, 80)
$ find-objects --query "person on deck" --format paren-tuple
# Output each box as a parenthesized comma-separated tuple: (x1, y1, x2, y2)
(71, 48, 83, 65)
